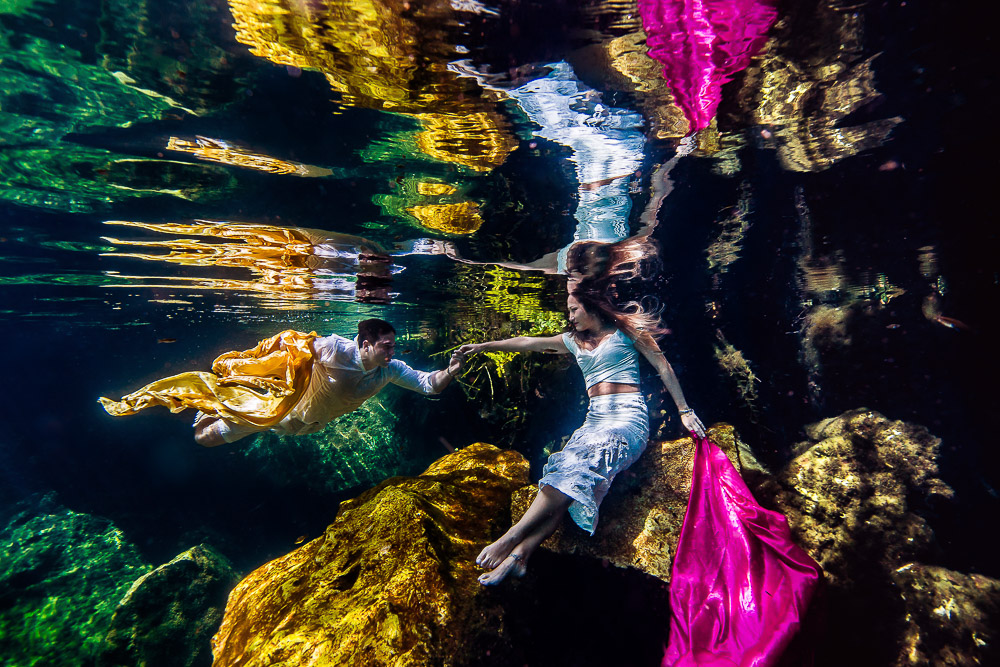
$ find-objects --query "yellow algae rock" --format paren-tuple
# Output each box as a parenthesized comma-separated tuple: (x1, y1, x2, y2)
(891, 563, 1000, 666)
(407, 201, 483, 235)
(512, 424, 747, 582)
(756, 408, 953, 589)
(211, 443, 528, 667)
(753, 409, 956, 663)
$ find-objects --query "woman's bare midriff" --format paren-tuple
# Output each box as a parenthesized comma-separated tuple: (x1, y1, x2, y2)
(588, 381, 640, 398)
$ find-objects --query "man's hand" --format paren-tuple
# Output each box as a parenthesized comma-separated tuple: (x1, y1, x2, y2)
(447, 350, 466, 377)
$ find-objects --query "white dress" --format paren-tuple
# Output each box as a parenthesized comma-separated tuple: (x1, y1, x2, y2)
(540, 331, 649, 534)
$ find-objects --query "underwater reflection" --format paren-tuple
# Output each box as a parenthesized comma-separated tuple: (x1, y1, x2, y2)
(735, 0, 903, 171)
(639, 0, 778, 134)
(226, 0, 518, 172)
(166, 136, 334, 177)
(451, 60, 683, 284)
(101, 220, 402, 306)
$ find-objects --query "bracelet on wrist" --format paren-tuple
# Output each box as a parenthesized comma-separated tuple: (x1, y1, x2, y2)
(678, 408, 694, 415)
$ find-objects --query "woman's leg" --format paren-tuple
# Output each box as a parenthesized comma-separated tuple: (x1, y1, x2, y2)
(476, 485, 573, 585)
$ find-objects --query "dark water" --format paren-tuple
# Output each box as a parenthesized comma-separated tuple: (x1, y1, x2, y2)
(1, 0, 998, 664)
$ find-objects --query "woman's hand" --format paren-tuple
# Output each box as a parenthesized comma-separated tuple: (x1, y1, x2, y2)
(457, 343, 486, 356)
(680, 410, 707, 439)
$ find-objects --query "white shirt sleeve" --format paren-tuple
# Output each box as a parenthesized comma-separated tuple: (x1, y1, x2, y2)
(386, 360, 437, 395)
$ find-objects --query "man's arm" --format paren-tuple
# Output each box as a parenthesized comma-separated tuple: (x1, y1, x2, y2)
(388, 351, 465, 395)
(426, 352, 464, 393)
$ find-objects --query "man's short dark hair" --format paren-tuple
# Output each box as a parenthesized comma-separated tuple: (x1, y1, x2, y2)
(357, 318, 396, 345)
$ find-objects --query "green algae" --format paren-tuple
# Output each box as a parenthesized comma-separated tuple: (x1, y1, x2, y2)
(240, 392, 411, 494)
(0, 495, 152, 666)
(0, 26, 236, 211)
(0, 0, 37, 16)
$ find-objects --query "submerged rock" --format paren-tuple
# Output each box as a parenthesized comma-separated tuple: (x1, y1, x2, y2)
(756, 408, 953, 589)
(511, 424, 746, 582)
(753, 409, 957, 664)
(211, 443, 529, 667)
(239, 391, 415, 495)
(98, 544, 239, 667)
(0, 494, 152, 665)
(891, 563, 1000, 666)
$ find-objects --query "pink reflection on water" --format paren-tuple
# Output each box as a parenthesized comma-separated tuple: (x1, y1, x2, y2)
(639, 0, 778, 133)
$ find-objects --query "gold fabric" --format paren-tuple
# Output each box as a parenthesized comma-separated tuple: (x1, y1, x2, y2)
(99, 330, 317, 428)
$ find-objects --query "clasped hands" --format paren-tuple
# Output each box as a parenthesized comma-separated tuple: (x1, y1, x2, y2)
(446, 346, 473, 377)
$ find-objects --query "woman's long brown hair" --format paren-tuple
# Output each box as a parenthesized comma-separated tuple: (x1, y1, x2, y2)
(566, 282, 669, 346)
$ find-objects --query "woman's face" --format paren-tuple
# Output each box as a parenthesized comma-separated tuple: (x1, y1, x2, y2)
(567, 295, 601, 332)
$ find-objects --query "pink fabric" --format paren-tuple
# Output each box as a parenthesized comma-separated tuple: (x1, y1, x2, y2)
(638, 0, 778, 132)
(663, 435, 821, 666)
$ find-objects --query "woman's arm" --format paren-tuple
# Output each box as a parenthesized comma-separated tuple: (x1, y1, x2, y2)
(445, 248, 560, 275)
(458, 334, 568, 356)
(633, 332, 707, 438)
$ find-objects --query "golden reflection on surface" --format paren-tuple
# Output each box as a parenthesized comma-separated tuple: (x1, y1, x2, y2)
(449, 264, 566, 328)
(226, 0, 517, 172)
(736, 3, 903, 171)
(407, 202, 483, 235)
(373, 178, 483, 235)
(413, 111, 519, 172)
(100, 220, 392, 308)
(167, 136, 334, 176)
(416, 182, 457, 196)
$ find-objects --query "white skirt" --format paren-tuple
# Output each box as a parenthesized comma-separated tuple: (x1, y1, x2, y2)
(539, 392, 649, 534)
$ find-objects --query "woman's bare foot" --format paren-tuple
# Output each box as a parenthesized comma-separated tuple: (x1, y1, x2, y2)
(476, 532, 520, 570)
(478, 553, 527, 586)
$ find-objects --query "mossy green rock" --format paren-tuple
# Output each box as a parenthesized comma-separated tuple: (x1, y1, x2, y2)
(240, 390, 414, 495)
(0, 494, 152, 666)
(98, 544, 239, 667)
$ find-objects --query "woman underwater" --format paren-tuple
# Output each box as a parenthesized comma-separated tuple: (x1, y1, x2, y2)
(457, 287, 706, 585)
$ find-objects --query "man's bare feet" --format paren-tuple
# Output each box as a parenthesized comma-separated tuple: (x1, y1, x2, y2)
(478, 553, 527, 586)
(476, 532, 519, 570)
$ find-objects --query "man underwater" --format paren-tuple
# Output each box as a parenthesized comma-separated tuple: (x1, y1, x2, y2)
(100, 318, 464, 446)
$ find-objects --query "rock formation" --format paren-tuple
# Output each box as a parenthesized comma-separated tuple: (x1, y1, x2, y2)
(210, 411, 994, 666)
(891, 563, 1000, 666)
(0, 494, 152, 665)
(511, 423, 750, 582)
(211, 443, 529, 667)
(755, 408, 953, 589)
(99, 544, 239, 667)
(753, 408, 961, 664)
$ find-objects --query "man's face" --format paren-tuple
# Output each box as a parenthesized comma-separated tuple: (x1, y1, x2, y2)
(369, 333, 396, 367)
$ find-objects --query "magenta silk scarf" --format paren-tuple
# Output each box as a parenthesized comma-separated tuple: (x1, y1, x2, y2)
(638, 0, 778, 133)
(663, 435, 821, 666)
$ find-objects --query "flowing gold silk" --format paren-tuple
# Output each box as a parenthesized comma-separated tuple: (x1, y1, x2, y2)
(99, 330, 317, 428)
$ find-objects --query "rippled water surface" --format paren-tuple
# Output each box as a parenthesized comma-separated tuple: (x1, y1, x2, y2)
(1, 0, 997, 665)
